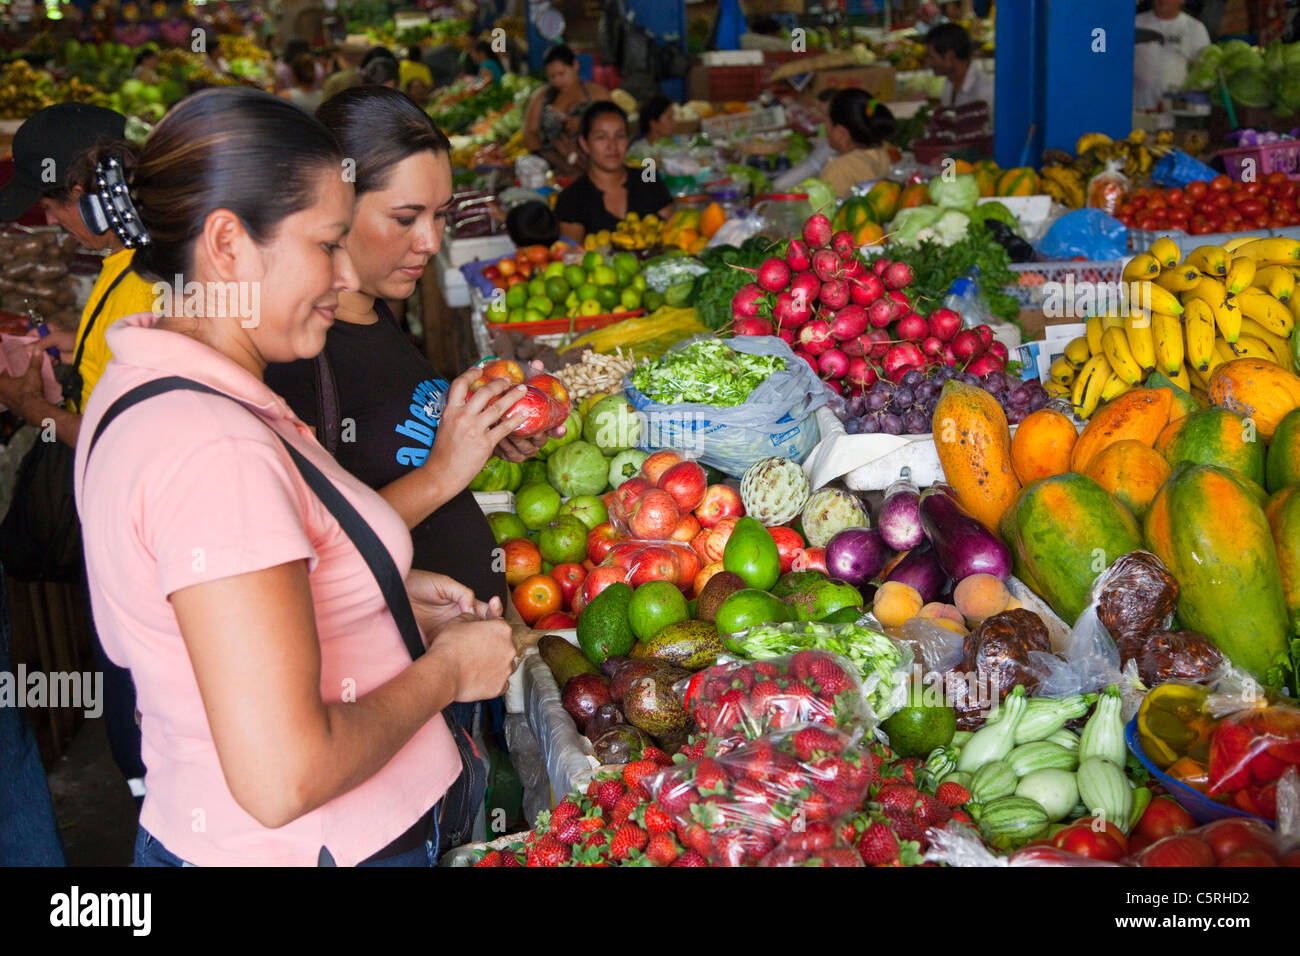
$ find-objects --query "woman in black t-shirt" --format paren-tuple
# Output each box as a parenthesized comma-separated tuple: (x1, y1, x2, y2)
(553, 101, 674, 242)
(265, 86, 560, 605)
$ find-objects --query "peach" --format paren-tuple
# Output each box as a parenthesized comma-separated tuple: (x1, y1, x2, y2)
(931, 617, 969, 636)
(918, 602, 965, 625)
(952, 574, 1012, 624)
(872, 581, 924, 629)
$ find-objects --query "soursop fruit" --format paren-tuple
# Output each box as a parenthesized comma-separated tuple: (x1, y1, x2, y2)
(739, 456, 810, 526)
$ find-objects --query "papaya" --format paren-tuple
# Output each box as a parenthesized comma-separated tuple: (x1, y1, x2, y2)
(854, 221, 885, 247)
(1145, 371, 1198, 423)
(1144, 462, 1292, 683)
(1070, 387, 1172, 473)
(998, 486, 1042, 594)
(1014, 473, 1144, 624)
(951, 158, 975, 174)
(996, 166, 1040, 197)
(933, 379, 1021, 532)
(1266, 487, 1300, 639)
(1082, 439, 1171, 519)
(1207, 358, 1300, 440)
(896, 182, 931, 209)
(1267, 407, 1300, 492)
(1010, 407, 1076, 484)
(699, 202, 726, 239)
(865, 180, 902, 223)
(1154, 407, 1267, 488)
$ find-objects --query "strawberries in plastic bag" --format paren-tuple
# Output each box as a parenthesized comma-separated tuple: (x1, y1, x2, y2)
(1208, 705, 1300, 807)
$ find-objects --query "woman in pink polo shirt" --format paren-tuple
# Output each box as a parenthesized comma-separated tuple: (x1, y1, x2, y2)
(72, 87, 517, 867)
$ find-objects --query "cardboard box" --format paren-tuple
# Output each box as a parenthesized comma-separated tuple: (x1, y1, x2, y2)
(810, 65, 896, 100)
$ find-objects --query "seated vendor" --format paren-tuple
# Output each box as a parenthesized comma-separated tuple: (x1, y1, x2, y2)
(554, 101, 674, 243)
(820, 89, 897, 200)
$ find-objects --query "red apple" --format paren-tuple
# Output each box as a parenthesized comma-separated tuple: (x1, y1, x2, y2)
(696, 516, 739, 564)
(671, 546, 702, 593)
(690, 529, 712, 562)
(657, 460, 708, 512)
(470, 358, 525, 392)
(640, 450, 684, 485)
(629, 545, 680, 587)
(693, 561, 726, 595)
(767, 526, 806, 574)
(527, 372, 572, 430)
(549, 562, 587, 608)
(612, 476, 653, 523)
(585, 521, 620, 564)
(509, 386, 555, 437)
(608, 542, 648, 570)
(792, 547, 828, 573)
(534, 611, 576, 630)
(628, 489, 681, 540)
(694, 483, 745, 528)
(580, 565, 628, 606)
(671, 513, 701, 543)
(502, 538, 542, 587)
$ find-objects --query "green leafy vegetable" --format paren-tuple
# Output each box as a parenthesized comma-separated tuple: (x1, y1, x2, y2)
(800, 177, 836, 218)
(928, 173, 980, 211)
(692, 244, 772, 329)
(631, 338, 786, 407)
(882, 220, 1021, 323)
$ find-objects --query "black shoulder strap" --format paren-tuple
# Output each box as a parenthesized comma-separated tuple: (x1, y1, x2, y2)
(85, 375, 425, 661)
(312, 351, 342, 457)
(73, 266, 134, 376)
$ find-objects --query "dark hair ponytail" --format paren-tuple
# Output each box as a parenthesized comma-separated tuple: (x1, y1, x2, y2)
(314, 85, 451, 197)
(103, 87, 343, 283)
(827, 88, 896, 149)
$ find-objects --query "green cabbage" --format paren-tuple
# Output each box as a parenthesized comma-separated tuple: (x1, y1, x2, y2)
(800, 177, 837, 218)
(1186, 62, 1219, 91)
(1278, 72, 1300, 111)
(1224, 46, 1264, 76)
(928, 172, 980, 211)
(1228, 68, 1272, 107)
(889, 205, 943, 245)
(1264, 38, 1286, 74)
(932, 210, 971, 245)
(971, 200, 1019, 232)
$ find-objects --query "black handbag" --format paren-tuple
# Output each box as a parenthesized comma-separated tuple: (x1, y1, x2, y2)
(84, 375, 489, 864)
(0, 268, 131, 582)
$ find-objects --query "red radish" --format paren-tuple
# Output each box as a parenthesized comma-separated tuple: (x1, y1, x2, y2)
(966, 353, 1005, 376)
(886, 289, 912, 318)
(831, 230, 857, 261)
(921, 335, 944, 357)
(974, 324, 994, 351)
(882, 261, 914, 290)
(927, 307, 962, 342)
(872, 257, 891, 277)
(732, 283, 768, 317)
(812, 248, 841, 281)
(867, 298, 894, 328)
(798, 318, 834, 356)
(849, 273, 884, 306)
(820, 279, 849, 310)
(846, 356, 878, 389)
(887, 365, 912, 385)
(951, 329, 982, 361)
(988, 340, 1009, 362)
(773, 291, 810, 330)
(867, 328, 892, 359)
(829, 304, 868, 340)
(841, 335, 866, 357)
(789, 271, 820, 308)
(827, 377, 851, 396)
(941, 342, 960, 366)
(882, 342, 925, 379)
(785, 239, 811, 273)
(776, 327, 796, 347)
(802, 213, 833, 249)
(757, 257, 792, 293)
(818, 348, 849, 379)
(895, 312, 928, 342)
(733, 317, 774, 336)
(842, 258, 867, 280)
(793, 349, 819, 371)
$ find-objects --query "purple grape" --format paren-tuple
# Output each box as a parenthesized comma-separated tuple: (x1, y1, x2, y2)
(982, 373, 1006, 394)
(894, 385, 915, 407)
(903, 409, 929, 433)
(1006, 406, 1027, 425)
(901, 368, 924, 388)
(859, 415, 881, 434)
(1028, 390, 1048, 412)
(843, 417, 861, 434)
(847, 396, 867, 417)
(865, 390, 888, 412)
(880, 413, 903, 435)
(915, 381, 936, 401)
(1008, 385, 1031, 406)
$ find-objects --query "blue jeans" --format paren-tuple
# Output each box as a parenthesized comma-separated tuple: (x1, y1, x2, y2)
(0, 572, 66, 866)
(133, 813, 442, 868)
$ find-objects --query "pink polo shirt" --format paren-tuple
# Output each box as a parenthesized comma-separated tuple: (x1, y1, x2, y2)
(74, 311, 461, 867)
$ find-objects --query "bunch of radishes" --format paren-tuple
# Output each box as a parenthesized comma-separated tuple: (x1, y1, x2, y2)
(730, 212, 1010, 393)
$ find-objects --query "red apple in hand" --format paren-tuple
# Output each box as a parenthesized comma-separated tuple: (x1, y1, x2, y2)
(628, 489, 681, 540)
(658, 461, 707, 512)
(694, 484, 745, 528)
(640, 450, 684, 485)
(510, 386, 555, 437)
(767, 526, 806, 574)
(549, 562, 587, 608)
(470, 358, 525, 392)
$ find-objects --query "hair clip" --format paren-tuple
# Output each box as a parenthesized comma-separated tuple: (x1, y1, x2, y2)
(82, 157, 151, 249)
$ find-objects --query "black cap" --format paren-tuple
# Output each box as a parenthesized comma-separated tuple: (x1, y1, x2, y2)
(0, 103, 127, 221)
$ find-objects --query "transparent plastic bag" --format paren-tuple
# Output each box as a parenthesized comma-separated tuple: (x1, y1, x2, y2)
(574, 540, 703, 613)
(924, 821, 1125, 867)
(1086, 158, 1129, 216)
(644, 724, 872, 867)
(1204, 699, 1300, 817)
(758, 824, 865, 867)
(899, 617, 966, 674)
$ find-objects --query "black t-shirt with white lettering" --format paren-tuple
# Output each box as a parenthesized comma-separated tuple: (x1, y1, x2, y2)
(264, 302, 506, 604)
(553, 170, 673, 235)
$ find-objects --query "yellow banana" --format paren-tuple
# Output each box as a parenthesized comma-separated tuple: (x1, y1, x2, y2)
(1072, 353, 1112, 419)
(1100, 373, 1134, 402)
(1155, 265, 1204, 294)
(1230, 335, 1279, 364)
(1129, 279, 1184, 316)
(1085, 315, 1106, 354)
(1044, 379, 1072, 399)
(1214, 338, 1239, 365)
(1123, 311, 1157, 375)
(1149, 236, 1181, 269)
(1238, 317, 1293, 364)
(1187, 276, 1241, 342)
(1233, 236, 1300, 264)
(1100, 311, 1126, 331)
(1253, 265, 1295, 303)
(1122, 253, 1161, 282)
(1225, 256, 1256, 295)
(1186, 361, 1209, 390)
(1186, 244, 1229, 277)
(1221, 236, 1258, 255)
(1103, 326, 1144, 385)
(1204, 341, 1226, 378)
(1167, 363, 1191, 391)
(1063, 336, 1092, 370)
(1190, 386, 1211, 407)
(1151, 310, 1185, 375)
(1183, 297, 1216, 372)
(1235, 287, 1295, 336)
(1049, 356, 1077, 385)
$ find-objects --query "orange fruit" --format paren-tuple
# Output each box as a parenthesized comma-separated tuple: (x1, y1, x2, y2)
(513, 574, 563, 625)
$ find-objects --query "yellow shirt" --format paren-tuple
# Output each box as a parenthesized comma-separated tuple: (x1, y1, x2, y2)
(399, 60, 433, 91)
(822, 147, 895, 200)
(73, 248, 159, 412)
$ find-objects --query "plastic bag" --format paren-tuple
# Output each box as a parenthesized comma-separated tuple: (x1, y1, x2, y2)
(623, 334, 828, 477)
(1204, 701, 1300, 817)
(1150, 149, 1218, 187)
(574, 539, 703, 613)
(898, 617, 966, 674)
(680, 651, 872, 748)
(1094, 551, 1179, 659)
(644, 724, 872, 866)
(1037, 208, 1128, 262)
(952, 608, 1052, 729)
(706, 216, 767, 249)
(924, 821, 1124, 867)
(1086, 158, 1129, 217)
(758, 824, 865, 866)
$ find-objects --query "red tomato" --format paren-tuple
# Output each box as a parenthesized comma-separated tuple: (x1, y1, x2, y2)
(1236, 198, 1265, 218)
(1165, 187, 1185, 205)
(1138, 216, 1160, 230)
(1135, 795, 1197, 842)
(1190, 219, 1214, 235)
(1167, 206, 1191, 223)
(1186, 180, 1209, 200)
(1256, 215, 1274, 229)
(1117, 213, 1134, 227)
(1139, 834, 1217, 867)
(1130, 195, 1148, 210)
(1242, 180, 1263, 195)
(512, 574, 563, 625)
(1219, 849, 1279, 867)
(1202, 819, 1276, 862)
(549, 562, 587, 609)
(1210, 174, 1233, 192)
(1266, 170, 1288, 186)
(1276, 182, 1298, 200)
(1054, 819, 1128, 861)
(1147, 198, 1168, 212)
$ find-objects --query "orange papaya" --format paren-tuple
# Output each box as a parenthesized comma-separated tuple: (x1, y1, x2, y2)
(1070, 388, 1173, 473)
(1154, 406, 1267, 488)
(1266, 487, 1300, 639)
(1267, 407, 1300, 493)
(1207, 358, 1300, 440)
(933, 379, 1021, 532)
(1082, 439, 1171, 519)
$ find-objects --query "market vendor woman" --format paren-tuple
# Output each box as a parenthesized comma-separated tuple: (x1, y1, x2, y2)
(820, 89, 897, 200)
(521, 45, 610, 179)
(553, 101, 673, 243)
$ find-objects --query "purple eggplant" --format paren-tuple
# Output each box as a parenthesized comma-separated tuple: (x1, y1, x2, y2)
(883, 542, 948, 604)
(877, 476, 924, 551)
(825, 527, 890, 588)
(918, 489, 1012, 581)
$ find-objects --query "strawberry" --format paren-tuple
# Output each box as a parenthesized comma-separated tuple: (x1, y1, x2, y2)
(475, 850, 502, 867)
(789, 649, 821, 679)
(694, 757, 728, 793)
(642, 746, 672, 766)
(622, 760, 659, 791)
(595, 779, 625, 813)
(814, 848, 865, 867)
(752, 660, 781, 678)
(581, 830, 609, 851)
(611, 789, 646, 827)
(732, 742, 778, 779)
(748, 679, 785, 714)
(785, 819, 835, 851)
(671, 848, 709, 867)
(645, 832, 681, 865)
(731, 667, 754, 691)
(569, 844, 609, 867)
(609, 823, 648, 861)
(586, 779, 601, 800)
(936, 780, 972, 807)
(657, 781, 700, 815)
(579, 813, 604, 832)
(689, 736, 710, 760)
(526, 834, 571, 867)
(731, 776, 775, 807)
(712, 831, 751, 867)
(550, 800, 581, 830)
(500, 851, 521, 867)
(553, 818, 583, 845)
(912, 792, 951, 829)
(802, 790, 836, 821)
(808, 656, 852, 695)
(951, 809, 974, 826)
(878, 783, 920, 818)
(898, 757, 919, 786)
(856, 821, 900, 865)
(639, 802, 675, 834)
(793, 726, 843, 760)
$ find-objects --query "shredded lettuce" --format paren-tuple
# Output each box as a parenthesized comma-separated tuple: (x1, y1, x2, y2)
(630, 338, 786, 407)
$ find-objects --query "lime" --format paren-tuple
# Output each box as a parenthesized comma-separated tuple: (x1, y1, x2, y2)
(545, 277, 570, 302)
(485, 511, 528, 545)
(620, 287, 643, 311)
(564, 264, 587, 289)
(525, 295, 554, 316)
(527, 277, 548, 299)
(549, 298, 568, 318)
(578, 282, 600, 301)
(627, 580, 690, 643)
(505, 284, 528, 309)
(596, 286, 619, 310)
(558, 494, 609, 530)
(643, 290, 665, 312)
(516, 482, 562, 530)
(593, 265, 619, 286)
(631, 274, 648, 292)
(879, 684, 957, 757)
(613, 251, 639, 276)
(485, 298, 509, 321)
(543, 261, 566, 280)
(524, 308, 547, 323)
(579, 299, 603, 317)
(582, 251, 604, 270)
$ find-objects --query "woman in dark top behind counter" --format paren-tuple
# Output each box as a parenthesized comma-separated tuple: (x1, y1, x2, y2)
(265, 86, 559, 604)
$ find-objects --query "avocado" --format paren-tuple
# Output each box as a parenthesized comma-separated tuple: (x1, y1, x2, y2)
(538, 634, 601, 688)
(576, 582, 636, 664)
(786, 578, 864, 622)
(609, 658, 689, 704)
(622, 672, 691, 737)
(695, 570, 746, 623)
(820, 606, 864, 624)
(715, 588, 796, 636)
(592, 725, 652, 764)
(722, 516, 782, 591)
(629, 619, 723, 670)
(771, 569, 828, 599)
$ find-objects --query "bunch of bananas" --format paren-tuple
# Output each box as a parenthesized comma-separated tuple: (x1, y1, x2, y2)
(1040, 165, 1086, 208)
(1040, 130, 1178, 209)
(502, 129, 527, 162)
(1049, 236, 1300, 418)
(609, 212, 661, 251)
(0, 61, 55, 119)
(55, 76, 108, 107)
